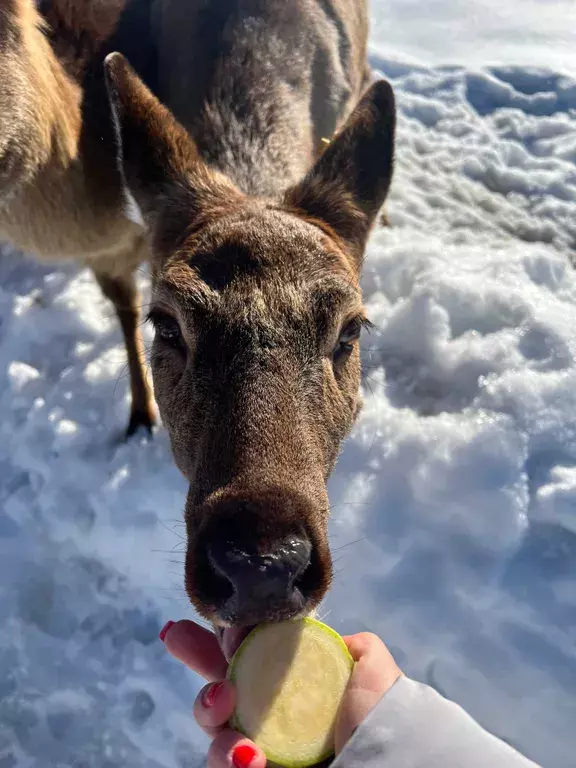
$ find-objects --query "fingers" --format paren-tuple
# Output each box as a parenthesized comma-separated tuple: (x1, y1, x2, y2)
(208, 729, 267, 768)
(162, 621, 400, 763)
(194, 680, 236, 736)
(194, 679, 266, 766)
(163, 619, 228, 682)
(162, 620, 266, 766)
(336, 632, 402, 753)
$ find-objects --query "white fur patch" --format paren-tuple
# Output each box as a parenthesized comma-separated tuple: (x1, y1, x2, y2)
(123, 186, 145, 227)
(108, 90, 146, 229)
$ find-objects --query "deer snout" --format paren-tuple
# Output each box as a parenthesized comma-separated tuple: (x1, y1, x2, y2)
(208, 536, 311, 618)
(188, 488, 331, 626)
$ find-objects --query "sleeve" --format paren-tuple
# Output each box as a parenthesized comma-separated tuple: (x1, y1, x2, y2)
(332, 675, 541, 768)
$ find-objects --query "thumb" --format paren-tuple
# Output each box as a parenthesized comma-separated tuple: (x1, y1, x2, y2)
(335, 633, 402, 754)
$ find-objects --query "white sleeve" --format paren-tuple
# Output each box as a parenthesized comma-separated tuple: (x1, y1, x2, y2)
(332, 676, 541, 768)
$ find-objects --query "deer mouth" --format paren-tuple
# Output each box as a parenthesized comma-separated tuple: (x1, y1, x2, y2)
(216, 606, 317, 662)
(216, 625, 257, 662)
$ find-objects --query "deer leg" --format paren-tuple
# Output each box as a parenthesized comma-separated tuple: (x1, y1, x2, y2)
(94, 269, 156, 438)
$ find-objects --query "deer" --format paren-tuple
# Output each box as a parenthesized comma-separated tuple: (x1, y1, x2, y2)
(0, 0, 156, 436)
(1, 0, 396, 658)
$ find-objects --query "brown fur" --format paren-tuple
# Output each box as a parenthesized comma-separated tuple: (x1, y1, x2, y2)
(38, 0, 126, 78)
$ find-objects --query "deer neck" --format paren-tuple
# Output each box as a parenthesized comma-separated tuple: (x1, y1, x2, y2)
(194, 86, 315, 200)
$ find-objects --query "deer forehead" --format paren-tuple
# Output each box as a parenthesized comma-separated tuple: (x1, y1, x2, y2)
(156, 260, 362, 330)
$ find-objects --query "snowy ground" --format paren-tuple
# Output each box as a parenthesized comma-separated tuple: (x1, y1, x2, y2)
(370, 0, 576, 75)
(2, 2, 576, 767)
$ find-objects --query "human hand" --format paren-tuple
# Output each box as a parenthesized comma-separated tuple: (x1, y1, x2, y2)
(161, 620, 402, 767)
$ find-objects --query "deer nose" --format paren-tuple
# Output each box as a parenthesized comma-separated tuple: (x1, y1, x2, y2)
(208, 536, 312, 618)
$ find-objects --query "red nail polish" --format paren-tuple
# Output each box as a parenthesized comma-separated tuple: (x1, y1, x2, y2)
(232, 744, 257, 768)
(201, 681, 224, 708)
(159, 620, 175, 642)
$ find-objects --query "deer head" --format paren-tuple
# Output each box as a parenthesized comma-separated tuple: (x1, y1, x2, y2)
(105, 53, 395, 654)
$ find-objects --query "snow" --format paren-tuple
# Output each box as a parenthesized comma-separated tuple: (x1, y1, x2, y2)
(370, 0, 576, 76)
(2, 2, 576, 767)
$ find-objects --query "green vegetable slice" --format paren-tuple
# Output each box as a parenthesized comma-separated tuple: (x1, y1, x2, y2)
(228, 618, 354, 767)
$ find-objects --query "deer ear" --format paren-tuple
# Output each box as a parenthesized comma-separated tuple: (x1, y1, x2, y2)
(284, 79, 396, 265)
(104, 53, 241, 243)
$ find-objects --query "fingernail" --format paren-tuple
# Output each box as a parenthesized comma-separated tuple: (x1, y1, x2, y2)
(201, 682, 224, 708)
(232, 744, 257, 768)
(159, 620, 175, 642)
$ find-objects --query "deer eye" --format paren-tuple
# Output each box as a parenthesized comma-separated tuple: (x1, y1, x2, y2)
(333, 317, 364, 361)
(148, 311, 182, 345)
